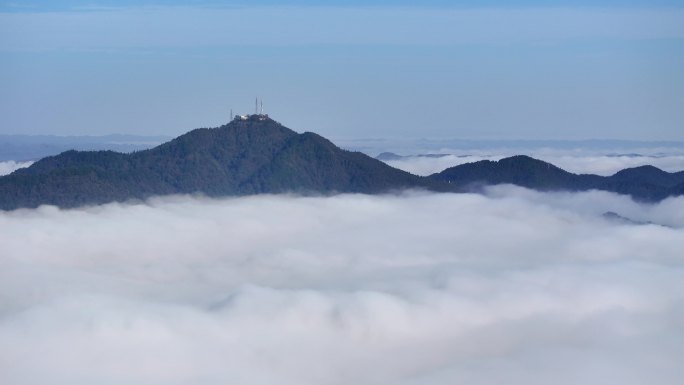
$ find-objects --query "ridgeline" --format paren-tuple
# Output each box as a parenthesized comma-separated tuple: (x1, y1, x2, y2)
(1, 115, 683, 210)
(0, 116, 441, 210)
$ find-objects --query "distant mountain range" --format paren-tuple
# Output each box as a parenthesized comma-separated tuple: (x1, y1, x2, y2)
(376, 152, 453, 161)
(1, 116, 683, 210)
(336, 138, 684, 157)
(430, 155, 684, 201)
(0, 134, 170, 161)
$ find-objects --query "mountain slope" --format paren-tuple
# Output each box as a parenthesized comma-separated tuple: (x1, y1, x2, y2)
(246, 132, 432, 194)
(608, 165, 684, 188)
(2, 116, 683, 210)
(0, 116, 436, 210)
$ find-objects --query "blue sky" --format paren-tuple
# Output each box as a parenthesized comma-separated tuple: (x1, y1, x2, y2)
(3, 1, 684, 11)
(1, 1, 683, 140)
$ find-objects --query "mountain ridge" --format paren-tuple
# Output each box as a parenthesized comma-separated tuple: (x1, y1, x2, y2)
(0, 117, 439, 210)
(1, 117, 683, 210)
(429, 155, 684, 201)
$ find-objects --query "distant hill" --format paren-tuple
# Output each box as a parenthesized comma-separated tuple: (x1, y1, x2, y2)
(0, 134, 170, 161)
(1, 117, 683, 210)
(0, 116, 440, 210)
(428, 155, 684, 201)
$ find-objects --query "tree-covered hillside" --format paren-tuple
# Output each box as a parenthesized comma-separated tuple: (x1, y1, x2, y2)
(1, 117, 684, 210)
(0, 116, 437, 210)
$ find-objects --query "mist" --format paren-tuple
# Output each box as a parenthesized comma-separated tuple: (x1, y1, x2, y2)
(0, 160, 33, 176)
(1, 190, 683, 384)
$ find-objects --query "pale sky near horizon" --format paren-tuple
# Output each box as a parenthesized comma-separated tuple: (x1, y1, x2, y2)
(1, 0, 683, 140)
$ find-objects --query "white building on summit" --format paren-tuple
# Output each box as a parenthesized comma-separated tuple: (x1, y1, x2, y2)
(232, 98, 269, 121)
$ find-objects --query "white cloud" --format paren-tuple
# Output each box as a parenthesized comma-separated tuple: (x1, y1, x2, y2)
(1, 191, 683, 384)
(384, 154, 500, 176)
(0, 160, 33, 176)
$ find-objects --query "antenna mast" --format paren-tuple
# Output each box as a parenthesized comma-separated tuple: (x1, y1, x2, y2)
(260, 99, 263, 115)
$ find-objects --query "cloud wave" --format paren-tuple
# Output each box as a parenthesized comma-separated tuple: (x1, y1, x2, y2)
(0, 160, 33, 176)
(1, 191, 683, 384)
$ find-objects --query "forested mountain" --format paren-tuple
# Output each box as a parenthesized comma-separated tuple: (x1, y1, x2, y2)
(1, 116, 683, 210)
(0, 116, 439, 210)
(428, 155, 684, 201)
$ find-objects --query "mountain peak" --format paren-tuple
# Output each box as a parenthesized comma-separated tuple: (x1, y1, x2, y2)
(612, 165, 666, 178)
(218, 114, 289, 133)
(498, 155, 558, 169)
(609, 164, 684, 189)
(0, 117, 431, 210)
(1, 115, 683, 210)
(228, 113, 275, 124)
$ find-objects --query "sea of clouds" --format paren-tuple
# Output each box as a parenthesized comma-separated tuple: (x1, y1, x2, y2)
(1, 188, 683, 385)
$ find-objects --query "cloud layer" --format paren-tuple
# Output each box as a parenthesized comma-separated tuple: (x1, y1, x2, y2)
(1, 190, 683, 384)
